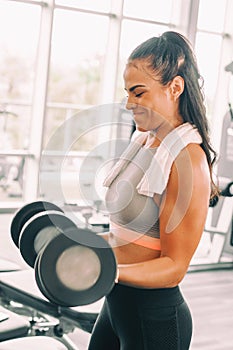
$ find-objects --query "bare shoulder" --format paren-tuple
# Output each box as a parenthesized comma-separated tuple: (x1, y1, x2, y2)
(178, 142, 206, 161)
(169, 143, 211, 199)
(175, 143, 209, 175)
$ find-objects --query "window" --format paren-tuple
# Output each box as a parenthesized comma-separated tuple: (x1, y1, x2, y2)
(0, 0, 41, 151)
(0, 0, 232, 206)
(0, 0, 41, 202)
(55, 0, 111, 13)
(197, 0, 227, 32)
(123, 0, 173, 22)
(45, 9, 109, 148)
(195, 0, 229, 134)
(195, 32, 222, 117)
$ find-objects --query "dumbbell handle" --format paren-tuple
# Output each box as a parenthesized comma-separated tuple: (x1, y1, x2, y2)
(34, 226, 61, 254)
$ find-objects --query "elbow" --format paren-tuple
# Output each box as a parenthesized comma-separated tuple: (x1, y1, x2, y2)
(164, 260, 188, 287)
(167, 274, 185, 288)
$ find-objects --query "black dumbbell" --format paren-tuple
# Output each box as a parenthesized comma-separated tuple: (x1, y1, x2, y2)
(11, 200, 64, 249)
(11, 201, 67, 268)
(10, 201, 117, 306)
(34, 227, 117, 306)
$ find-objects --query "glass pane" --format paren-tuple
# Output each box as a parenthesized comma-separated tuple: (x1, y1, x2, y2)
(43, 105, 82, 148)
(0, 155, 26, 200)
(40, 103, 133, 208)
(197, 0, 227, 32)
(0, 0, 41, 150)
(48, 10, 108, 105)
(123, 0, 173, 22)
(116, 20, 169, 101)
(0, 1, 40, 101)
(55, 0, 111, 12)
(195, 32, 222, 117)
(0, 104, 31, 150)
(46, 10, 109, 148)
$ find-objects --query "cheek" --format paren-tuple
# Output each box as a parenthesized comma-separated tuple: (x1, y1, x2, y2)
(137, 97, 156, 114)
(151, 94, 170, 115)
(144, 97, 166, 119)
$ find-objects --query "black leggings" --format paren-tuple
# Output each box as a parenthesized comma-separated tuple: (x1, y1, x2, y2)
(88, 283, 192, 350)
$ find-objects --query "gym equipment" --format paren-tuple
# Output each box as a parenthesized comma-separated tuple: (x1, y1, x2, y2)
(190, 179, 233, 270)
(10, 201, 117, 307)
(0, 305, 30, 341)
(0, 269, 100, 349)
(221, 180, 233, 197)
(0, 258, 21, 272)
(0, 336, 67, 350)
(209, 180, 233, 207)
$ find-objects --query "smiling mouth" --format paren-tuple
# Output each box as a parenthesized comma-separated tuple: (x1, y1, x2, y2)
(133, 112, 144, 117)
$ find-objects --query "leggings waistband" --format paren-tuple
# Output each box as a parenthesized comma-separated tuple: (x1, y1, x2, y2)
(107, 283, 184, 307)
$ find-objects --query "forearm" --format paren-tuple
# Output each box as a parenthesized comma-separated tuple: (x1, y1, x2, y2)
(98, 233, 187, 288)
(118, 256, 186, 289)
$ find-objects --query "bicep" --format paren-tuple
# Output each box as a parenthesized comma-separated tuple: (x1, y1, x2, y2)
(159, 144, 211, 272)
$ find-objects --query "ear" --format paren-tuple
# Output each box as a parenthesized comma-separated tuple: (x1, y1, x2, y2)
(169, 76, 184, 100)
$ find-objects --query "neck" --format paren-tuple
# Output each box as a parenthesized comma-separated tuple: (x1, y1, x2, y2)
(147, 119, 183, 147)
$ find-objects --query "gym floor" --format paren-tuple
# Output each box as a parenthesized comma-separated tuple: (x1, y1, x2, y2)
(1, 212, 233, 349)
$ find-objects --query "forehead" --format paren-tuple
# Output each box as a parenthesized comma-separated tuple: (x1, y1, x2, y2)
(123, 61, 158, 88)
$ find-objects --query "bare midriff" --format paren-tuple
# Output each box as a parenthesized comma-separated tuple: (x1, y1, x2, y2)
(104, 220, 161, 264)
(108, 232, 161, 264)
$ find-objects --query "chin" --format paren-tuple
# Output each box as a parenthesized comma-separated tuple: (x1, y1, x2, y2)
(136, 127, 148, 132)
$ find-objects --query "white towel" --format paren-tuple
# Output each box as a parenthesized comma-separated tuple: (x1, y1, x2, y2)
(103, 122, 202, 196)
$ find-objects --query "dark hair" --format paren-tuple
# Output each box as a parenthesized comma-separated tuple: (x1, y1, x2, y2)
(128, 31, 219, 199)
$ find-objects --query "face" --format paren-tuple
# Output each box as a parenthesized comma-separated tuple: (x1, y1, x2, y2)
(123, 60, 182, 132)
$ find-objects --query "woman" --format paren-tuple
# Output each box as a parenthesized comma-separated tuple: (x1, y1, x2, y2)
(88, 31, 218, 350)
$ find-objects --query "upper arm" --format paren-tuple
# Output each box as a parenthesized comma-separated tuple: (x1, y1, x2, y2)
(159, 144, 211, 277)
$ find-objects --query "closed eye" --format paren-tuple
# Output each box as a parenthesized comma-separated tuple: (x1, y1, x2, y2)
(135, 92, 144, 97)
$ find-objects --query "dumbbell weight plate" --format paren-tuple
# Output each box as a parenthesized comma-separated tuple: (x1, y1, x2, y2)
(19, 211, 77, 268)
(11, 201, 63, 247)
(35, 229, 117, 306)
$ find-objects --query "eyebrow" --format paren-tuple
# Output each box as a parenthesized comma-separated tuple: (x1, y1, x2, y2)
(124, 84, 146, 92)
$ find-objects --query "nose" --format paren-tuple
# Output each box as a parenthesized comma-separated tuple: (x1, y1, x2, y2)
(125, 96, 137, 111)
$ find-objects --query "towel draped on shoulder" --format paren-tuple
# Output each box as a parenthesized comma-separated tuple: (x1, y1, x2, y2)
(103, 122, 202, 196)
